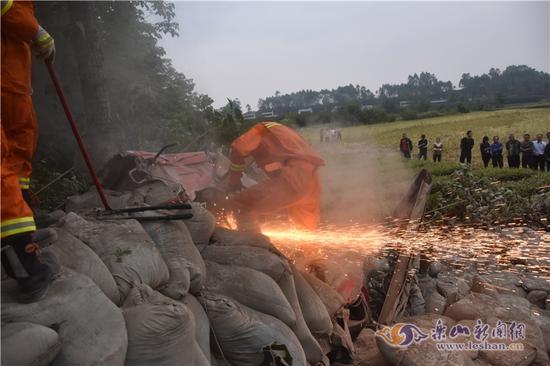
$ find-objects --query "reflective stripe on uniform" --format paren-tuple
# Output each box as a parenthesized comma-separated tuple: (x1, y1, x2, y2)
(230, 162, 246, 172)
(1, 0, 13, 16)
(264, 122, 281, 129)
(1, 217, 36, 238)
(36, 32, 54, 47)
(19, 177, 30, 190)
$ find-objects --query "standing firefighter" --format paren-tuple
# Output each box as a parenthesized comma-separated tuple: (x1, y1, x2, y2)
(1, 0, 57, 301)
(225, 122, 325, 231)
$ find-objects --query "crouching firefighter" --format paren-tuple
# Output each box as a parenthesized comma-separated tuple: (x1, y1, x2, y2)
(1, 0, 58, 302)
(224, 122, 325, 231)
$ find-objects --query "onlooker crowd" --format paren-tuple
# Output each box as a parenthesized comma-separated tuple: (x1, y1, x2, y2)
(399, 130, 550, 171)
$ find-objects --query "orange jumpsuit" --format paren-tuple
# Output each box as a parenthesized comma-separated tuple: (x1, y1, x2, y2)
(229, 122, 325, 229)
(1, 0, 39, 238)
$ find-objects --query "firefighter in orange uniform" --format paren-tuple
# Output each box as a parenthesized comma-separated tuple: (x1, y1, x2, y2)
(226, 122, 325, 231)
(1, 0, 57, 301)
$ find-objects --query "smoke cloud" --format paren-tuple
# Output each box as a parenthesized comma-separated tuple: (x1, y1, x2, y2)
(314, 138, 414, 225)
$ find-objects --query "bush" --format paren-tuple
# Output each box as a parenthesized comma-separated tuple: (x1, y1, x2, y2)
(360, 108, 388, 124)
(475, 168, 535, 182)
(457, 103, 470, 113)
(399, 108, 418, 120)
(503, 174, 550, 197)
(408, 160, 461, 177)
(294, 114, 307, 127)
(424, 166, 550, 226)
(418, 110, 445, 119)
(427, 167, 530, 224)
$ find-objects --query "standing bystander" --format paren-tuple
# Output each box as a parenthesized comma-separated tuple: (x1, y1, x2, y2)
(491, 136, 504, 168)
(505, 134, 521, 168)
(460, 130, 474, 164)
(520, 134, 533, 169)
(400, 133, 413, 159)
(433, 137, 443, 162)
(480, 136, 492, 168)
(532, 134, 547, 171)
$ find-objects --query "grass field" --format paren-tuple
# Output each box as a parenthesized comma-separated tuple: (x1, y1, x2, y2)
(299, 108, 550, 224)
(301, 108, 550, 168)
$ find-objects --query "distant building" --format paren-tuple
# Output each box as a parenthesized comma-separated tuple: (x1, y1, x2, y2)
(297, 108, 313, 115)
(261, 111, 277, 118)
(430, 99, 449, 105)
(361, 104, 374, 110)
(399, 101, 411, 108)
(243, 112, 256, 120)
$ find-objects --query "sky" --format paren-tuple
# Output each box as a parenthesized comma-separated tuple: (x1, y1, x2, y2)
(159, 1, 550, 108)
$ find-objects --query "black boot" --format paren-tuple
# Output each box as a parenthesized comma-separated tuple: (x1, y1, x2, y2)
(31, 228, 58, 248)
(17, 251, 60, 303)
(1, 233, 60, 303)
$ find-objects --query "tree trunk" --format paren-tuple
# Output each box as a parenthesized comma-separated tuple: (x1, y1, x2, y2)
(67, 1, 117, 168)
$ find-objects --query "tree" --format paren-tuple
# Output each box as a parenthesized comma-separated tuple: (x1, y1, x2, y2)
(67, 2, 115, 167)
(33, 1, 216, 172)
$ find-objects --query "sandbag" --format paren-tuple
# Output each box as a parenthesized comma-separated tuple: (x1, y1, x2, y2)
(59, 212, 169, 300)
(129, 180, 183, 206)
(182, 294, 211, 364)
(201, 245, 291, 281)
(294, 270, 333, 335)
(1, 268, 127, 366)
(44, 227, 120, 305)
(192, 350, 210, 366)
(211, 227, 277, 252)
(277, 271, 328, 364)
(122, 284, 203, 366)
(300, 270, 346, 316)
(1, 322, 61, 366)
(141, 220, 194, 299)
(183, 202, 216, 250)
(204, 261, 296, 326)
(172, 221, 206, 294)
(199, 291, 307, 366)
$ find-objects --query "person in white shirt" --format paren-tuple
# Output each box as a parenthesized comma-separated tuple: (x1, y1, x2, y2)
(433, 137, 443, 162)
(532, 134, 547, 171)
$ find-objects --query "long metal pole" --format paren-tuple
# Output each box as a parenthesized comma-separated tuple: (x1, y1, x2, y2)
(45, 60, 111, 210)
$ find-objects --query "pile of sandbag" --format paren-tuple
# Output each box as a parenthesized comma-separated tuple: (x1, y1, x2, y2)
(2, 180, 353, 366)
(122, 284, 208, 366)
(2, 269, 127, 365)
(203, 229, 345, 365)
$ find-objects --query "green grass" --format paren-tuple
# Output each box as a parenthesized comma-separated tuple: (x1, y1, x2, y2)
(301, 108, 550, 168)
(298, 108, 550, 224)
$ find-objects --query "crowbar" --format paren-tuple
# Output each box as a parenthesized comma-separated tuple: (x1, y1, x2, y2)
(45, 60, 112, 211)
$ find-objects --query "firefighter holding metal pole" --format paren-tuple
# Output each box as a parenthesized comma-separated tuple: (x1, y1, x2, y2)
(223, 121, 325, 231)
(1, 0, 58, 302)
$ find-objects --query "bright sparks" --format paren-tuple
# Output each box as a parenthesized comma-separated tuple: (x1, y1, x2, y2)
(261, 221, 550, 280)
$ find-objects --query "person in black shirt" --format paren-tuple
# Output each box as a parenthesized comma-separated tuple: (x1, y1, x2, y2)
(520, 134, 533, 169)
(399, 133, 413, 159)
(545, 132, 550, 171)
(460, 130, 474, 164)
(505, 134, 521, 168)
(480, 136, 491, 168)
(418, 134, 428, 160)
